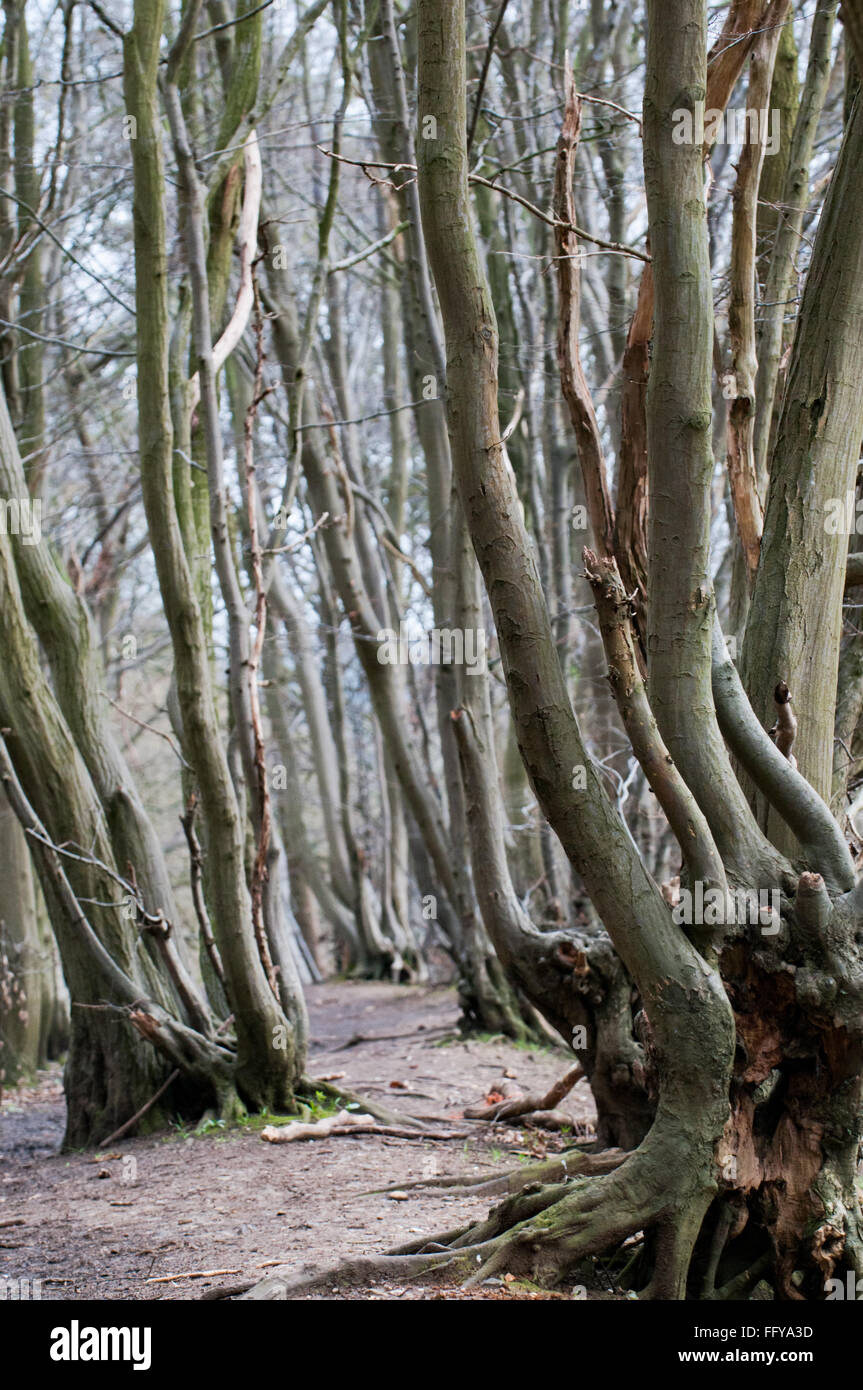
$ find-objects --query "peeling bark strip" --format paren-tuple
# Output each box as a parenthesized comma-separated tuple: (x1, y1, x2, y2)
(583, 548, 726, 943)
(770, 681, 797, 762)
(613, 261, 652, 611)
(186, 132, 262, 421)
(705, 0, 782, 123)
(724, 0, 789, 587)
(553, 76, 615, 563)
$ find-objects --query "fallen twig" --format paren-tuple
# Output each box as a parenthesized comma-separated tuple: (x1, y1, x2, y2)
(197, 1281, 256, 1301)
(99, 1068, 180, 1148)
(261, 1111, 468, 1143)
(330, 1025, 449, 1051)
(147, 1266, 243, 1284)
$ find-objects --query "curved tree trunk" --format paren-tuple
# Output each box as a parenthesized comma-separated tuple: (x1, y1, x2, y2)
(123, 0, 304, 1113)
(0, 535, 216, 1145)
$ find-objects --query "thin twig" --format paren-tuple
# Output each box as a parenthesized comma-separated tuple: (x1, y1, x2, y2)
(467, 0, 512, 154)
(101, 692, 192, 770)
(328, 221, 408, 273)
(262, 511, 330, 554)
(315, 146, 650, 261)
(99, 1069, 181, 1148)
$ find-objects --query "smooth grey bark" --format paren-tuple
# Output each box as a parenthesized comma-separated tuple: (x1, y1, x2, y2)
(644, 0, 788, 890)
(741, 90, 863, 844)
(753, 0, 837, 502)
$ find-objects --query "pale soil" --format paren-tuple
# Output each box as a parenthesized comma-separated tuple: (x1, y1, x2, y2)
(0, 981, 598, 1301)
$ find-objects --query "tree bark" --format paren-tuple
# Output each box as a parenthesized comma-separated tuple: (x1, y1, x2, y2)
(741, 89, 863, 846)
(123, 0, 304, 1111)
(417, 0, 738, 1297)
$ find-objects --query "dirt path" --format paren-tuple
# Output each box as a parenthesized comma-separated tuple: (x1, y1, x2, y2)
(0, 982, 596, 1301)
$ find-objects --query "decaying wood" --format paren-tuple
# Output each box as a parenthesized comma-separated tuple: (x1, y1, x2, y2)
(770, 681, 798, 765)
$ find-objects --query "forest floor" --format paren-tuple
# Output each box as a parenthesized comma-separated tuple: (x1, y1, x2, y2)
(0, 981, 603, 1301)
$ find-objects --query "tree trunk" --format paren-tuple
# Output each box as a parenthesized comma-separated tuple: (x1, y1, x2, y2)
(0, 795, 45, 1089)
(741, 84, 863, 851)
(123, 0, 304, 1112)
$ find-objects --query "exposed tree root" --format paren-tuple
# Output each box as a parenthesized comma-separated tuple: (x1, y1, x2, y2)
(707, 1253, 772, 1301)
(240, 1172, 656, 1299)
(241, 1137, 713, 1299)
(370, 1144, 626, 1199)
(238, 1244, 504, 1299)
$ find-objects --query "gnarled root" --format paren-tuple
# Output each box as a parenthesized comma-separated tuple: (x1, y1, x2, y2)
(438, 1141, 720, 1297)
(372, 1144, 626, 1200)
(242, 1132, 715, 1299)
